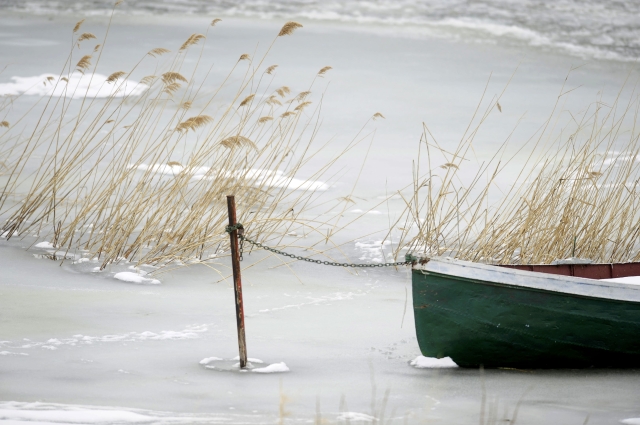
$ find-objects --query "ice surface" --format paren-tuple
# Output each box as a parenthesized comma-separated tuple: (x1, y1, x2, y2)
(2, 12, 640, 425)
(622, 419, 640, 425)
(601, 276, 640, 285)
(252, 362, 290, 373)
(409, 355, 458, 369)
(113, 272, 160, 285)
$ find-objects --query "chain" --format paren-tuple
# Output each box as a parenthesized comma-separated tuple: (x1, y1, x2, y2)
(226, 223, 416, 268)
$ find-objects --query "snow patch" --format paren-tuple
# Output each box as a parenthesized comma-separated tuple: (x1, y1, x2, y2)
(34, 241, 54, 249)
(6, 324, 207, 351)
(337, 412, 376, 422)
(355, 240, 392, 263)
(410, 355, 458, 369)
(551, 257, 593, 265)
(0, 401, 235, 425)
(0, 72, 148, 99)
(252, 362, 289, 373)
(199, 356, 223, 365)
(601, 276, 640, 285)
(0, 408, 154, 423)
(132, 164, 329, 191)
(622, 419, 640, 425)
(113, 272, 160, 285)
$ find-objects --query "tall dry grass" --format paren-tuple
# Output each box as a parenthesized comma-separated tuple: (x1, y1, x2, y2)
(394, 73, 640, 265)
(0, 7, 377, 271)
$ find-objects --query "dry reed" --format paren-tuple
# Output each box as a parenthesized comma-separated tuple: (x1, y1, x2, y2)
(0, 12, 377, 273)
(393, 74, 640, 265)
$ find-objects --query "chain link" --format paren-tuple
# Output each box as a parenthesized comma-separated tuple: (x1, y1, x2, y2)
(225, 223, 414, 268)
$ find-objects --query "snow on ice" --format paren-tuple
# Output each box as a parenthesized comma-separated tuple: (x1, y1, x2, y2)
(0, 401, 227, 425)
(199, 357, 223, 365)
(409, 355, 458, 369)
(2, 325, 208, 351)
(0, 72, 148, 99)
(252, 362, 290, 373)
(131, 164, 329, 191)
(336, 412, 377, 422)
(113, 272, 160, 285)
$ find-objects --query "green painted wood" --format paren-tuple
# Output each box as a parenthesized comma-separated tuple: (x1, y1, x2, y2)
(412, 268, 640, 368)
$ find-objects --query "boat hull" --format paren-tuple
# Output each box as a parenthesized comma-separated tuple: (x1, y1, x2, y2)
(412, 266, 640, 368)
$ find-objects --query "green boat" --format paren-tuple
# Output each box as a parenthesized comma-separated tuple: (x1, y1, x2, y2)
(412, 257, 640, 368)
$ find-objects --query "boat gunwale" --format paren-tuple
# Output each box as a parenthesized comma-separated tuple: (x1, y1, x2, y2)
(415, 257, 640, 303)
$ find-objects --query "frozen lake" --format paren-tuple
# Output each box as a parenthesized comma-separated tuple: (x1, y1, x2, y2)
(2, 8, 640, 425)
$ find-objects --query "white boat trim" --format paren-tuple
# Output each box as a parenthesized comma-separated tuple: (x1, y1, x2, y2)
(417, 257, 640, 303)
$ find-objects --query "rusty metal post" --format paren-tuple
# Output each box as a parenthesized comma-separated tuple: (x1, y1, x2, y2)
(227, 195, 248, 368)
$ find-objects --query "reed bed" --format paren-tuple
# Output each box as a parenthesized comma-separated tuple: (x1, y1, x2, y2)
(394, 75, 640, 265)
(0, 8, 375, 271)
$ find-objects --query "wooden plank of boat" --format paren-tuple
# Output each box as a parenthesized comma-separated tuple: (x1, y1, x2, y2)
(412, 257, 640, 368)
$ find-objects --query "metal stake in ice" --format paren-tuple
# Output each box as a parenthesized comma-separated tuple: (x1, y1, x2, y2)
(226, 195, 248, 369)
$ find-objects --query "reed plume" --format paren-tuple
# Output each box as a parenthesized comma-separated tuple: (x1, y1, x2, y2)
(161, 71, 188, 84)
(77, 33, 97, 45)
(294, 91, 311, 102)
(266, 96, 282, 106)
(179, 34, 205, 51)
(106, 71, 126, 83)
(162, 82, 181, 95)
(176, 115, 213, 132)
(265, 65, 278, 74)
(239, 94, 255, 107)
(140, 75, 156, 85)
(148, 48, 170, 57)
(294, 101, 311, 111)
(73, 19, 85, 33)
(75, 55, 92, 72)
(278, 22, 303, 36)
(276, 86, 290, 97)
(219, 135, 256, 150)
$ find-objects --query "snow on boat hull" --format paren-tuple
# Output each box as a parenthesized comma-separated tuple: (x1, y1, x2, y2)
(412, 258, 640, 368)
